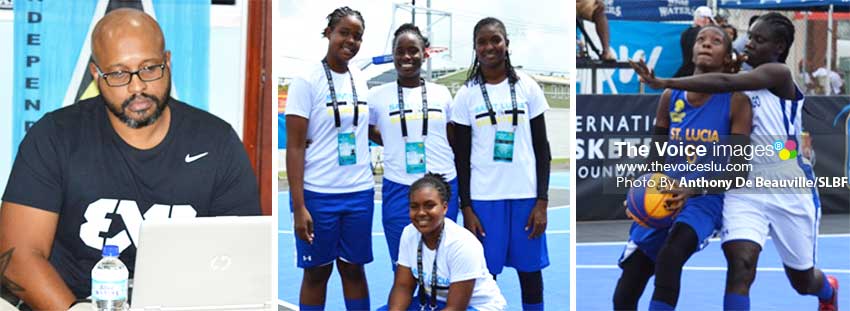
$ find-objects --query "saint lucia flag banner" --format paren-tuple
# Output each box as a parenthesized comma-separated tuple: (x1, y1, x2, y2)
(12, 0, 209, 152)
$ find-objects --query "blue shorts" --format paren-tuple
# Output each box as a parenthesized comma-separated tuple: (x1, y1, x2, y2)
(473, 198, 550, 275)
(626, 194, 723, 262)
(382, 178, 459, 268)
(293, 189, 374, 268)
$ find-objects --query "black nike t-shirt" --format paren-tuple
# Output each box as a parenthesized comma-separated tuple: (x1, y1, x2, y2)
(2, 95, 261, 298)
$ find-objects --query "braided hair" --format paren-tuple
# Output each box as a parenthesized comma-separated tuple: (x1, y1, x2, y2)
(393, 23, 430, 50)
(756, 12, 794, 62)
(410, 173, 451, 204)
(321, 6, 365, 37)
(464, 17, 519, 86)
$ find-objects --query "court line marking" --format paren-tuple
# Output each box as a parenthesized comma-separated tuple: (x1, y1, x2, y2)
(577, 233, 850, 246)
(278, 299, 298, 310)
(550, 205, 569, 211)
(278, 229, 570, 235)
(576, 264, 850, 274)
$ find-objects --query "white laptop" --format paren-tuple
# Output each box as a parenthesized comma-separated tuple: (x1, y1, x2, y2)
(130, 216, 274, 310)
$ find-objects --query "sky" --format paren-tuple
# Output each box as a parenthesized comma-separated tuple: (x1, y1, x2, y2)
(273, 0, 571, 80)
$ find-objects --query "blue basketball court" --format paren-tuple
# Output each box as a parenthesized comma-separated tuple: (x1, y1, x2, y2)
(576, 232, 850, 310)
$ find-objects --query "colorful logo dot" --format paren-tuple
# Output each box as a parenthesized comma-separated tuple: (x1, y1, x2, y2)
(779, 149, 791, 160)
(785, 140, 797, 151)
(775, 139, 798, 160)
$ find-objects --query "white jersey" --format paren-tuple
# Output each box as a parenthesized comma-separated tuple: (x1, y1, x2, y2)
(397, 219, 507, 311)
(285, 62, 372, 193)
(722, 85, 821, 270)
(745, 86, 805, 165)
(368, 81, 456, 185)
(451, 71, 549, 200)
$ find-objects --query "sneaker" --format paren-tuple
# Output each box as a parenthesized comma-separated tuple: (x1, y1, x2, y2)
(819, 275, 839, 311)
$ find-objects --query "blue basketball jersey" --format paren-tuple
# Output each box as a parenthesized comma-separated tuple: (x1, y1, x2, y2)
(664, 90, 733, 181)
(624, 90, 735, 262)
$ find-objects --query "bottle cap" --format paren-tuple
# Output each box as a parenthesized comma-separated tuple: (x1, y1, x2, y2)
(102, 245, 119, 257)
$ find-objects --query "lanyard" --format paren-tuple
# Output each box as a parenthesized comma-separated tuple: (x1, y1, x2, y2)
(417, 223, 444, 311)
(479, 80, 518, 130)
(397, 78, 429, 140)
(780, 98, 799, 141)
(321, 59, 360, 129)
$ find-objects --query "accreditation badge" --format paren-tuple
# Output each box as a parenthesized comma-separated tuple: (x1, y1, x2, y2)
(405, 141, 427, 174)
(494, 131, 515, 162)
(337, 132, 357, 166)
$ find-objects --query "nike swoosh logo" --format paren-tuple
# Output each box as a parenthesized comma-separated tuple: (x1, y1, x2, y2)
(185, 152, 209, 163)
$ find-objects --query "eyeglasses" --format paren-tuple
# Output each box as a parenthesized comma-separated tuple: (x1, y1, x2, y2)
(94, 63, 167, 87)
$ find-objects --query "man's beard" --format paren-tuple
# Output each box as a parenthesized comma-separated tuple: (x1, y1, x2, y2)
(105, 86, 170, 129)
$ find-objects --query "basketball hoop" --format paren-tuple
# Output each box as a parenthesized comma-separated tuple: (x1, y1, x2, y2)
(425, 46, 448, 58)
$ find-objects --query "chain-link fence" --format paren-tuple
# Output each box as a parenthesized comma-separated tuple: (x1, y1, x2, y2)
(718, 7, 850, 95)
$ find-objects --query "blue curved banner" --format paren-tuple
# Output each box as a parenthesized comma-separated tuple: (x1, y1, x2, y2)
(718, 0, 850, 10)
(605, 0, 708, 21)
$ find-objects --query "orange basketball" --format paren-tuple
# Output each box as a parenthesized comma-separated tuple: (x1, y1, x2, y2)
(626, 173, 679, 228)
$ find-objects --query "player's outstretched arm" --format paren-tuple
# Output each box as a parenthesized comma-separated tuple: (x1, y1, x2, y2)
(286, 115, 314, 244)
(387, 265, 417, 311)
(630, 59, 796, 99)
(0, 202, 75, 309)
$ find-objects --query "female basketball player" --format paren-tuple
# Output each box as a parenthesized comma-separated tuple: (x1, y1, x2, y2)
(631, 12, 838, 311)
(451, 17, 551, 310)
(285, 7, 373, 311)
(367, 24, 459, 271)
(384, 173, 506, 311)
(614, 25, 753, 311)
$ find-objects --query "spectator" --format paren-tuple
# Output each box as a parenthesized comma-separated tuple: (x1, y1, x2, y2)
(715, 12, 729, 26)
(722, 24, 737, 42)
(812, 67, 844, 95)
(577, 0, 616, 61)
(673, 6, 715, 77)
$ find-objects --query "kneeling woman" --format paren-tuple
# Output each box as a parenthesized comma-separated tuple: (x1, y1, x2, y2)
(385, 173, 506, 311)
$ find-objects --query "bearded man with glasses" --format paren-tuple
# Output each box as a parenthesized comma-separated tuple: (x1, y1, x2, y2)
(0, 8, 260, 309)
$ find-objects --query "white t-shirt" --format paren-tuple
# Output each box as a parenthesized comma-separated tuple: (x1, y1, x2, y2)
(368, 81, 457, 185)
(450, 71, 549, 200)
(397, 219, 506, 311)
(285, 62, 373, 193)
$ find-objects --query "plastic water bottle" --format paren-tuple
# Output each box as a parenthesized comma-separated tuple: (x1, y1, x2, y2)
(91, 245, 129, 310)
